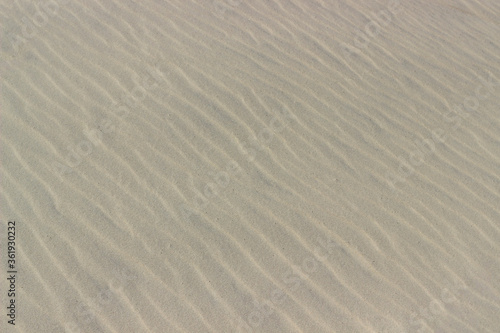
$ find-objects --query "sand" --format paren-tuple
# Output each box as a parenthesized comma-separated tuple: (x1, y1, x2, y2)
(1, 0, 499, 332)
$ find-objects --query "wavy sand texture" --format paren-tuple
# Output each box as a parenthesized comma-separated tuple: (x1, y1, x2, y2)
(1, 0, 499, 332)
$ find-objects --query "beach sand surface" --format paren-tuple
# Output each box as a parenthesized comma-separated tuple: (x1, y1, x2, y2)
(1, 0, 499, 332)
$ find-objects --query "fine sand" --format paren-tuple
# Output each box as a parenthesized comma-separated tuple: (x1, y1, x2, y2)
(1, 0, 499, 332)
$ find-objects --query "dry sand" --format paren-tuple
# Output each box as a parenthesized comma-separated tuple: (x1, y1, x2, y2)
(1, 0, 500, 332)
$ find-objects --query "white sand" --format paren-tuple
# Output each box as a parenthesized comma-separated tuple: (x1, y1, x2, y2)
(1, 0, 499, 332)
